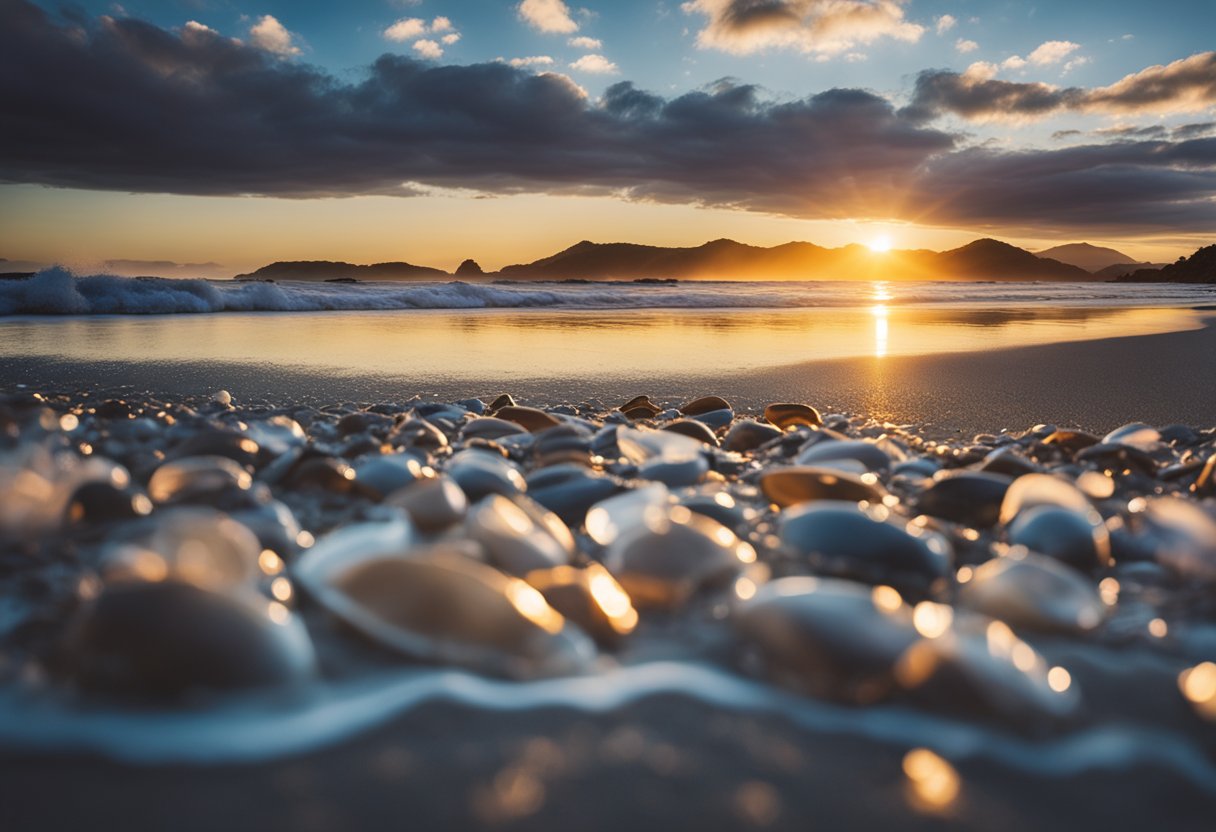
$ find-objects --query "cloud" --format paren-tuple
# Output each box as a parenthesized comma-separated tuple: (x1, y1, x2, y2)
(935, 14, 956, 35)
(430, 17, 453, 33)
(905, 51, 1216, 122)
(1001, 55, 1027, 70)
(1, 1, 1213, 235)
(681, 0, 925, 57)
(504, 55, 556, 67)
(955, 38, 978, 54)
(517, 0, 579, 34)
(384, 17, 426, 41)
(569, 54, 619, 74)
(1027, 40, 1080, 66)
(441, 33, 461, 45)
(568, 36, 602, 49)
(412, 39, 443, 59)
(248, 14, 300, 56)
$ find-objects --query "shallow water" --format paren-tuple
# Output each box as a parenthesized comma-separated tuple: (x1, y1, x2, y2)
(0, 281, 1210, 384)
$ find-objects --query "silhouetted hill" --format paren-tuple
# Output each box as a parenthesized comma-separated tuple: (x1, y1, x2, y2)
(454, 259, 484, 277)
(1117, 245, 1216, 283)
(1092, 261, 1167, 279)
(234, 260, 447, 281)
(1036, 243, 1136, 272)
(496, 237, 1094, 281)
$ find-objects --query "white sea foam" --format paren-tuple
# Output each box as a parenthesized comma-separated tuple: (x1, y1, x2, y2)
(0, 267, 1212, 315)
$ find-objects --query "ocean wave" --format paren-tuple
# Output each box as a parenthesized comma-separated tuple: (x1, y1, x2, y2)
(0, 267, 1212, 315)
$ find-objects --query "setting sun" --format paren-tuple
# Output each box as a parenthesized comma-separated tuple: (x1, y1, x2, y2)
(868, 236, 892, 253)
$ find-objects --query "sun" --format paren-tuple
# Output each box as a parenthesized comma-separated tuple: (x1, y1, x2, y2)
(868, 235, 892, 253)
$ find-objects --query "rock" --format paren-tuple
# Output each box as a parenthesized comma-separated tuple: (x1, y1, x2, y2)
(1007, 505, 1111, 571)
(603, 507, 759, 609)
(778, 501, 950, 594)
(494, 405, 561, 433)
(525, 464, 621, 527)
(454, 259, 484, 277)
(959, 550, 1106, 633)
(525, 563, 638, 646)
(723, 420, 782, 452)
(796, 439, 891, 474)
(62, 580, 314, 699)
(916, 471, 1012, 528)
(447, 450, 526, 501)
(147, 456, 252, 504)
(465, 495, 576, 576)
(998, 473, 1092, 526)
(660, 419, 719, 446)
(385, 476, 468, 532)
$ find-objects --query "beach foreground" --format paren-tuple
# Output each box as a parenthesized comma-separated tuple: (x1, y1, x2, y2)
(0, 373, 1214, 831)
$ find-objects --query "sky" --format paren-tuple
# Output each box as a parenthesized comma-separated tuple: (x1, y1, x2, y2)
(1, 0, 1214, 274)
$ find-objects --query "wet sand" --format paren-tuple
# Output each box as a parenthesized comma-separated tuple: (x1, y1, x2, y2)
(4, 696, 1214, 832)
(1, 315, 1212, 435)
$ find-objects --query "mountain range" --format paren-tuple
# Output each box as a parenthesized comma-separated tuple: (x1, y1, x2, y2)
(235, 238, 1103, 283)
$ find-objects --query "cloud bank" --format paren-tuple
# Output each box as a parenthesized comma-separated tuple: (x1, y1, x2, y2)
(1, 2, 1214, 234)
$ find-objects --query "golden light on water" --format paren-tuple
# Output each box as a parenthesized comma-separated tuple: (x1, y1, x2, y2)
(903, 748, 960, 813)
(871, 303, 889, 358)
(912, 601, 953, 639)
(1179, 662, 1216, 719)
(1048, 666, 1072, 692)
(505, 579, 565, 634)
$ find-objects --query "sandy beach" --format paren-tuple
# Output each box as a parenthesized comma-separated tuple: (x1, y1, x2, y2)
(2, 314, 1212, 434)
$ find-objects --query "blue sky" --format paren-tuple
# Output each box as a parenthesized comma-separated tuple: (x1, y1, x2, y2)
(1, 0, 1213, 270)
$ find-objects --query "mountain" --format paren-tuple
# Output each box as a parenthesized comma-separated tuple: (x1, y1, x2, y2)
(234, 260, 447, 281)
(454, 259, 485, 277)
(1117, 245, 1216, 283)
(1091, 261, 1168, 279)
(496, 237, 1094, 282)
(1035, 243, 1137, 272)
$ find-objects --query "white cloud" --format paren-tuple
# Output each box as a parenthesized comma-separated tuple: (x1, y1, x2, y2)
(569, 53, 618, 74)
(412, 39, 443, 59)
(183, 20, 216, 35)
(517, 0, 579, 34)
(681, 0, 925, 58)
(1002, 54, 1028, 70)
(935, 14, 956, 35)
(1062, 55, 1091, 74)
(568, 35, 602, 49)
(249, 15, 300, 56)
(430, 16, 453, 33)
(955, 38, 978, 54)
(1028, 40, 1081, 66)
(384, 17, 426, 42)
(505, 55, 556, 67)
(441, 33, 461, 45)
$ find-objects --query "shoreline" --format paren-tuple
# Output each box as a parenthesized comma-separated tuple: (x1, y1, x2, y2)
(2, 315, 1213, 435)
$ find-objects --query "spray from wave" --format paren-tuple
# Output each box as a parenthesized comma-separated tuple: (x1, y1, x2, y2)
(0, 267, 1211, 315)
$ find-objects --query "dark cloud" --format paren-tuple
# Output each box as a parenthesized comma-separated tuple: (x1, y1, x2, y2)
(1, 1, 1214, 233)
(905, 52, 1216, 122)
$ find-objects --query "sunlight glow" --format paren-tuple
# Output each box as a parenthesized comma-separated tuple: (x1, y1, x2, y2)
(872, 303, 889, 358)
(868, 235, 892, 253)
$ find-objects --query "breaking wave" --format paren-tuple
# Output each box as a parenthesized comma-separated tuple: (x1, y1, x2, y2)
(0, 267, 1212, 315)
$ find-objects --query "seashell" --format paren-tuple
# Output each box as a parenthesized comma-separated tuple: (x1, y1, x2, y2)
(465, 494, 576, 576)
(679, 490, 756, 533)
(602, 506, 758, 609)
(493, 406, 561, 433)
(733, 577, 918, 703)
(142, 508, 264, 590)
(764, 403, 822, 429)
(916, 471, 1012, 528)
(679, 396, 731, 416)
(244, 416, 306, 459)
(760, 466, 887, 508)
(1007, 505, 1111, 571)
(390, 418, 448, 450)
(147, 455, 251, 504)
(978, 447, 1039, 477)
(1136, 496, 1216, 582)
(959, 550, 1106, 633)
(1103, 422, 1162, 450)
(282, 455, 358, 493)
(1041, 430, 1100, 454)
(488, 393, 517, 412)
(62, 580, 315, 699)
(304, 546, 594, 678)
(525, 562, 638, 645)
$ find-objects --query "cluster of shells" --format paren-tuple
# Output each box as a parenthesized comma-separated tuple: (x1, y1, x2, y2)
(1, 388, 1214, 729)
